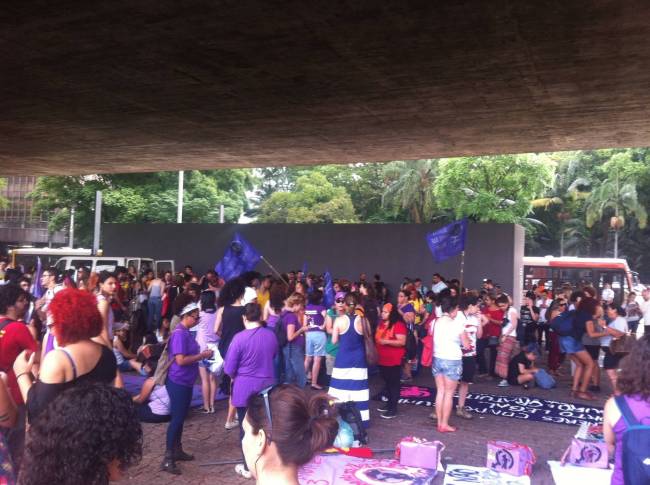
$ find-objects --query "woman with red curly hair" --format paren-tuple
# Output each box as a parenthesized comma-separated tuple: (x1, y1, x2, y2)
(13, 288, 117, 423)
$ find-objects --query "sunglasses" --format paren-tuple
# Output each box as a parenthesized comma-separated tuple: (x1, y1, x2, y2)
(335, 298, 345, 304)
(258, 385, 278, 441)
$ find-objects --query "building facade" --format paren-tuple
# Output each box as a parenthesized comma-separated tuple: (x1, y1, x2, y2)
(0, 176, 67, 251)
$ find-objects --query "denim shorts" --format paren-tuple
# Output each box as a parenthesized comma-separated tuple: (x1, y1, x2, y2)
(432, 357, 462, 381)
(559, 335, 585, 354)
(306, 331, 327, 357)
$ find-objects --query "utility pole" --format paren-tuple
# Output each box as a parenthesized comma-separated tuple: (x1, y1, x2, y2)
(177, 170, 184, 223)
(93, 191, 102, 255)
(69, 206, 75, 248)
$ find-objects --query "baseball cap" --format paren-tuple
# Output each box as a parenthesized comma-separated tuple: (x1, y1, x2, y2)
(180, 302, 199, 316)
(335, 291, 347, 301)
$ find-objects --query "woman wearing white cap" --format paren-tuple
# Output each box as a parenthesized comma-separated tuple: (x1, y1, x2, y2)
(161, 302, 213, 475)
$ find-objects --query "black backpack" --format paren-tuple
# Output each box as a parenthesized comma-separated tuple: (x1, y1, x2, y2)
(338, 401, 368, 445)
(274, 312, 288, 348)
(615, 395, 650, 484)
(405, 327, 417, 360)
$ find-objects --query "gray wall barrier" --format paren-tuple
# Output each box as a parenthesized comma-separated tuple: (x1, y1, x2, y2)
(103, 222, 524, 302)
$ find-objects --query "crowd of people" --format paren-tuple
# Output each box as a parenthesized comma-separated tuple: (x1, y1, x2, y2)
(0, 260, 649, 483)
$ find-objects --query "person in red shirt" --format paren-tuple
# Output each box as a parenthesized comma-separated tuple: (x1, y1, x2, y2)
(481, 294, 504, 378)
(375, 303, 407, 419)
(0, 283, 38, 471)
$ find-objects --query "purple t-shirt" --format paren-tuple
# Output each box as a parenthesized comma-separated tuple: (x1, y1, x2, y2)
(305, 304, 326, 332)
(283, 311, 305, 347)
(224, 326, 278, 407)
(167, 325, 200, 387)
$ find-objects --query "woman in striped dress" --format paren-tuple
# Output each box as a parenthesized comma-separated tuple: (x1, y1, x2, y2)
(328, 293, 370, 427)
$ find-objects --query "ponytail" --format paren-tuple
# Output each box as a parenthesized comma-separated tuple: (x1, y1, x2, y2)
(307, 394, 339, 455)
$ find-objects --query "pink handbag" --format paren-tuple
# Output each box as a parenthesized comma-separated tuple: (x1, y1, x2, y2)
(396, 437, 444, 470)
(487, 440, 536, 476)
(561, 438, 609, 469)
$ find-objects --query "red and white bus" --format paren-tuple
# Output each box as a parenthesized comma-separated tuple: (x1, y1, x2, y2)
(523, 256, 645, 302)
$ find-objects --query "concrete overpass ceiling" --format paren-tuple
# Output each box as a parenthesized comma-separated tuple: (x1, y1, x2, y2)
(1, 1, 650, 175)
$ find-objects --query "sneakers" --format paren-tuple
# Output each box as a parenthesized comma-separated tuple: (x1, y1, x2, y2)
(225, 419, 240, 430)
(456, 405, 473, 419)
(380, 412, 397, 419)
(234, 464, 252, 479)
(497, 379, 509, 387)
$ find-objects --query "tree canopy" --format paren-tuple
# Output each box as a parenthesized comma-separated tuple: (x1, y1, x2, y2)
(15, 146, 650, 279)
(30, 170, 254, 247)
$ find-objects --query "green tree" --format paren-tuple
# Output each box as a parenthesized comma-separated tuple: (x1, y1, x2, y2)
(0, 178, 10, 209)
(584, 152, 648, 258)
(30, 170, 254, 246)
(256, 172, 358, 223)
(381, 159, 438, 223)
(434, 155, 555, 223)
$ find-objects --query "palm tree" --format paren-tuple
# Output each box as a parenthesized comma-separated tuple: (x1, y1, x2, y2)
(381, 159, 438, 223)
(531, 157, 592, 255)
(585, 171, 647, 258)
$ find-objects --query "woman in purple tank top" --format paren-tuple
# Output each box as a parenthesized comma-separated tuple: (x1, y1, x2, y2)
(603, 334, 650, 485)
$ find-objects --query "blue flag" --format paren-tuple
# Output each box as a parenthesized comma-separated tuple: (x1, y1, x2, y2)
(323, 270, 335, 308)
(215, 233, 261, 281)
(426, 219, 468, 263)
(30, 257, 44, 298)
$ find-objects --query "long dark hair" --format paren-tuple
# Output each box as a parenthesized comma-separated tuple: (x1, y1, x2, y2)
(217, 277, 246, 307)
(617, 335, 650, 399)
(200, 290, 217, 313)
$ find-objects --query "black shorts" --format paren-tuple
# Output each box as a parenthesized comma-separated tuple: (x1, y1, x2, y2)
(603, 347, 623, 370)
(584, 345, 601, 361)
(461, 356, 476, 383)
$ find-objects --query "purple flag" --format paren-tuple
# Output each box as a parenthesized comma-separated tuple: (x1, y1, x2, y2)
(215, 233, 261, 281)
(323, 270, 335, 308)
(30, 257, 44, 298)
(426, 219, 468, 263)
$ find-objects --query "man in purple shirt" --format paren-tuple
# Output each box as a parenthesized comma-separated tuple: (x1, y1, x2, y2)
(224, 303, 278, 479)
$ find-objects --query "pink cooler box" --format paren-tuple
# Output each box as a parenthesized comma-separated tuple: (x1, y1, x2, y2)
(487, 440, 536, 477)
(396, 437, 444, 470)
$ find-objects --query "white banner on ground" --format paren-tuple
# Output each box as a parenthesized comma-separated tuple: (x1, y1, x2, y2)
(443, 464, 530, 485)
(547, 460, 612, 485)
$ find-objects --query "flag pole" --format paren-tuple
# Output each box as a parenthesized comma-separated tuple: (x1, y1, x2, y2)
(459, 250, 466, 292)
(260, 255, 289, 287)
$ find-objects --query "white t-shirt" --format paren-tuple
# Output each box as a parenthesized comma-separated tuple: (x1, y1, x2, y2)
(456, 312, 479, 357)
(640, 299, 650, 325)
(601, 316, 628, 347)
(535, 297, 553, 322)
(433, 314, 464, 361)
(602, 288, 615, 303)
(431, 281, 448, 294)
(502, 307, 518, 337)
(148, 384, 171, 416)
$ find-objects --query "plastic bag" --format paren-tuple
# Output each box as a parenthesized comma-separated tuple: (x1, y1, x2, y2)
(333, 417, 355, 448)
(205, 343, 224, 376)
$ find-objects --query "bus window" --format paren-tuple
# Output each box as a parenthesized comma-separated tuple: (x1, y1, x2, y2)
(54, 259, 67, 273)
(95, 260, 118, 272)
(70, 259, 93, 271)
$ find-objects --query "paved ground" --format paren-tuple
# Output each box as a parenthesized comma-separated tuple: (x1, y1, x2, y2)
(123, 355, 610, 485)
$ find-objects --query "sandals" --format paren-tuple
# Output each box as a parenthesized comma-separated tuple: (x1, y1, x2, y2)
(575, 391, 595, 401)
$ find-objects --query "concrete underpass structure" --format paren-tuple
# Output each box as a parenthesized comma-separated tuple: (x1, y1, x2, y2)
(2, 1, 650, 175)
